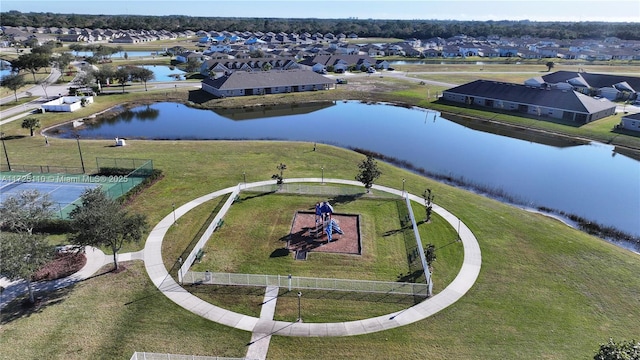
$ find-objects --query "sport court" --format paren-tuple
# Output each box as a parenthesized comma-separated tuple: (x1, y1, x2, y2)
(1, 172, 103, 218)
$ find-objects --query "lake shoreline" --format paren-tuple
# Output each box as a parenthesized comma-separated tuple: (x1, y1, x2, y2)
(42, 98, 640, 248)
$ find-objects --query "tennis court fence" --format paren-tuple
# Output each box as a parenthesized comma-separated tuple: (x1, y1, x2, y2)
(182, 271, 429, 297)
(0, 157, 155, 219)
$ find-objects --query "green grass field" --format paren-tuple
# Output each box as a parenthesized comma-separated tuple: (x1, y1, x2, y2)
(1, 58, 639, 359)
(0, 136, 638, 359)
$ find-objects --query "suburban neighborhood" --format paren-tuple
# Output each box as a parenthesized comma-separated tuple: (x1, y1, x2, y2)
(1, 9, 640, 360)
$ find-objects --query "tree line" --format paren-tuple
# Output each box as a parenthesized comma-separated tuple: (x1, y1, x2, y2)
(2, 10, 640, 40)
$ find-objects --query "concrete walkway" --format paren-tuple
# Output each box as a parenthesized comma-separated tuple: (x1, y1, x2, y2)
(142, 178, 481, 359)
(246, 286, 280, 360)
(0, 246, 113, 310)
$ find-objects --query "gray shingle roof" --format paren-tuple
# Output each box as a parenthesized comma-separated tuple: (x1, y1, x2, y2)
(203, 69, 333, 90)
(444, 80, 616, 114)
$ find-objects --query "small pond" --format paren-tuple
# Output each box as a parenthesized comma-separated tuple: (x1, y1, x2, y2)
(140, 65, 187, 82)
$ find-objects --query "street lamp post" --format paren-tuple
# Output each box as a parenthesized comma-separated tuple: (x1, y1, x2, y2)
(0, 132, 11, 171)
(402, 178, 406, 196)
(172, 203, 176, 224)
(297, 291, 302, 322)
(321, 166, 324, 184)
(243, 171, 246, 185)
(75, 134, 85, 173)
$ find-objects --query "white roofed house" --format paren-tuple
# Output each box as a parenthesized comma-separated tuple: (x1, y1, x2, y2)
(201, 69, 334, 98)
(619, 112, 640, 132)
(175, 51, 208, 64)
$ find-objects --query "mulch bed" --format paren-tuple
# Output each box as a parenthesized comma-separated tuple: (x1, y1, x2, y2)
(288, 211, 361, 256)
(31, 252, 87, 281)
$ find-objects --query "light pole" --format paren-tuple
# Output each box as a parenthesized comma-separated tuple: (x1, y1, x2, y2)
(172, 202, 176, 224)
(243, 171, 246, 184)
(297, 291, 302, 322)
(321, 166, 324, 184)
(0, 132, 11, 171)
(75, 134, 85, 173)
(402, 178, 405, 196)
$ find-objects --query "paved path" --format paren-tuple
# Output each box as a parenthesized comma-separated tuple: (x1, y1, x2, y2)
(143, 178, 481, 360)
(0, 178, 480, 360)
(0, 246, 113, 310)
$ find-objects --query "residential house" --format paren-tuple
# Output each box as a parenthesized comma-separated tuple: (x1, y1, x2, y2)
(540, 71, 640, 100)
(175, 51, 208, 64)
(201, 69, 334, 97)
(299, 54, 377, 72)
(442, 80, 617, 123)
(619, 112, 640, 132)
(200, 57, 300, 77)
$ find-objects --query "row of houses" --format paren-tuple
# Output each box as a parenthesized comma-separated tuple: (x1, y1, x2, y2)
(4, 25, 640, 61)
(442, 71, 640, 125)
(0, 26, 193, 45)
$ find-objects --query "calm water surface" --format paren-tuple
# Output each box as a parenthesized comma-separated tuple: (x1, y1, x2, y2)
(51, 101, 640, 237)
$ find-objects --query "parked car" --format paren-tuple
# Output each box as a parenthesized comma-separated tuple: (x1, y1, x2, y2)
(366, 67, 376, 73)
(336, 78, 347, 84)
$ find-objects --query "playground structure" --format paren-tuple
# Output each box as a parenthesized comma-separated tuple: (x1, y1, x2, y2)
(145, 178, 481, 337)
(314, 201, 344, 242)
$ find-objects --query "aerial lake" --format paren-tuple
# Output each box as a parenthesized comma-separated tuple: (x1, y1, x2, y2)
(48, 101, 640, 239)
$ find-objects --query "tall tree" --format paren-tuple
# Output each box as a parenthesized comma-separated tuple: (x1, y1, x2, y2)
(546, 61, 555, 72)
(69, 187, 149, 270)
(113, 66, 131, 93)
(0, 232, 55, 304)
(12, 53, 52, 83)
(55, 52, 74, 81)
(0, 189, 54, 235)
(91, 64, 114, 88)
(68, 43, 85, 57)
(21, 117, 41, 136)
(38, 79, 51, 99)
(184, 58, 201, 73)
(0, 73, 26, 102)
(130, 67, 155, 91)
(355, 155, 381, 192)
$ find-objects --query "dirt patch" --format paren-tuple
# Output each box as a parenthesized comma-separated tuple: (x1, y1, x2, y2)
(288, 211, 361, 256)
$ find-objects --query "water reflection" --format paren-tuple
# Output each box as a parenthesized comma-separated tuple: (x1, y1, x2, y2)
(46, 101, 640, 237)
(213, 102, 336, 120)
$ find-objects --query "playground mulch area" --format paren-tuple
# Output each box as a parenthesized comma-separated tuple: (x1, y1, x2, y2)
(288, 211, 361, 256)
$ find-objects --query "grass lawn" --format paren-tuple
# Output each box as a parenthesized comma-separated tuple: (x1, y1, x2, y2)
(0, 262, 250, 360)
(1, 61, 639, 359)
(0, 137, 638, 359)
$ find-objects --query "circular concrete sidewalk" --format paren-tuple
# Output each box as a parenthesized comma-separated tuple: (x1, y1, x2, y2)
(143, 178, 481, 336)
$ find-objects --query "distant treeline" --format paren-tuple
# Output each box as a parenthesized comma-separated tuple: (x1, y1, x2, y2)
(2, 11, 640, 40)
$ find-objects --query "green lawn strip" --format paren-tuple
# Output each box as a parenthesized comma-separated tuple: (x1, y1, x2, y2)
(411, 203, 464, 293)
(0, 262, 250, 360)
(0, 96, 40, 108)
(161, 195, 227, 271)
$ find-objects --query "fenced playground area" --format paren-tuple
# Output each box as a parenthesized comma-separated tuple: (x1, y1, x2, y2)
(0, 158, 154, 218)
(178, 182, 434, 299)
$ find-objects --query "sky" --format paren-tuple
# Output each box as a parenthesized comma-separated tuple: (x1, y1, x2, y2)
(1, 0, 639, 22)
